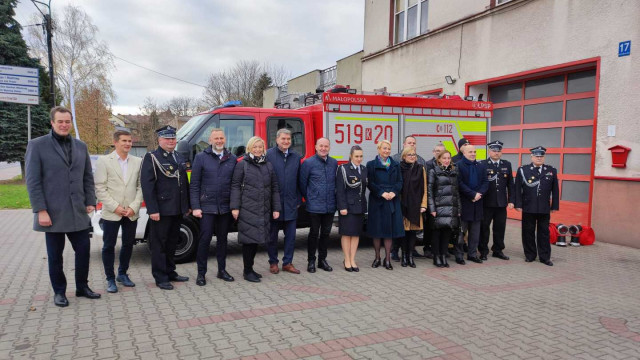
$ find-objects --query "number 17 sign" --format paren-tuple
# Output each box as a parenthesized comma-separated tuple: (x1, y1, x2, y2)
(619, 41, 631, 57)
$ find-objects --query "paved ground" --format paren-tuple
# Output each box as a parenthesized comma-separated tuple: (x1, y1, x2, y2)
(0, 162, 20, 181)
(1, 209, 640, 359)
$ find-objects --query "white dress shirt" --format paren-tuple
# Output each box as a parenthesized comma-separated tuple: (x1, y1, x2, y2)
(117, 154, 129, 180)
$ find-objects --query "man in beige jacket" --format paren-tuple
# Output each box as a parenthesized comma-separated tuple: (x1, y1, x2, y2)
(94, 130, 143, 293)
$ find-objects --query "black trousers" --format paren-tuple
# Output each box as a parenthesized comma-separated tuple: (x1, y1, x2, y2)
(522, 212, 551, 262)
(431, 227, 452, 256)
(307, 213, 333, 262)
(102, 217, 137, 281)
(423, 212, 433, 254)
(196, 213, 231, 275)
(45, 229, 91, 294)
(242, 243, 258, 273)
(149, 215, 181, 284)
(479, 207, 507, 255)
(456, 220, 481, 260)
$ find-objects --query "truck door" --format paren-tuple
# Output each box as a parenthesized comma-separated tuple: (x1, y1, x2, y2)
(266, 116, 306, 156)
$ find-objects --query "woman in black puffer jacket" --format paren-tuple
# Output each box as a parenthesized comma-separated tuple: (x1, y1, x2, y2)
(231, 136, 281, 283)
(427, 150, 461, 268)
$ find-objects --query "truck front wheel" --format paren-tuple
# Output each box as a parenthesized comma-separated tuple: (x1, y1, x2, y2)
(174, 217, 199, 264)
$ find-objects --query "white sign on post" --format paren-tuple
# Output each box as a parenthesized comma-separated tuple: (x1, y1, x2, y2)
(0, 65, 39, 105)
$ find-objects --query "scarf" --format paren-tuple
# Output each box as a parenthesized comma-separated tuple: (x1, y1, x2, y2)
(248, 153, 266, 164)
(462, 157, 478, 190)
(400, 161, 424, 225)
(378, 155, 391, 170)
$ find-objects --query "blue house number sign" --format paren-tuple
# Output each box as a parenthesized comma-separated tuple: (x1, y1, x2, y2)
(618, 41, 631, 57)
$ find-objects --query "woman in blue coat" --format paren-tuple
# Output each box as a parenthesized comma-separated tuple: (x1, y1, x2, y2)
(366, 140, 404, 270)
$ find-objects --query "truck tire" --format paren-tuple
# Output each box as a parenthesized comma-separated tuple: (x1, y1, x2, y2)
(174, 216, 199, 264)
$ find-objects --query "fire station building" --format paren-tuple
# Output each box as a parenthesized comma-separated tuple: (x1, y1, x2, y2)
(361, 0, 639, 247)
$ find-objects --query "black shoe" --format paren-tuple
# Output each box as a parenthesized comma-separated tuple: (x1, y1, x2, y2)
(412, 250, 425, 258)
(390, 250, 400, 261)
(492, 252, 510, 260)
(424, 251, 434, 259)
(252, 271, 263, 278)
(468, 256, 483, 264)
(307, 261, 316, 273)
(441, 255, 450, 268)
(371, 258, 381, 268)
(116, 274, 135, 287)
(169, 274, 189, 282)
(106, 279, 118, 293)
(196, 274, 206, 286)
(480, 253, 488, 261)
(408, 256, 416, 268)
(54, 293, 69, 307)
(243, 271, 261, 282)
(217, 270, 235, 282)
(434, 255, 443, 268)
(383, 259, 393, 270)
(455, 258, 466, 265)
(525, 258, 535, 262)
(401, 252, 408, 267)
(351, 266, 359, 272)
(156, 282, 174, 290)
(343, 261, 353, 272)
(541, 259, 554, 266)
(75, 287, 101, 299)
(318, 260, 333, 272)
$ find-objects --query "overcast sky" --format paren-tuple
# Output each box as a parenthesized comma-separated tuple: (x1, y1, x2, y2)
(14, 0, 365, 115)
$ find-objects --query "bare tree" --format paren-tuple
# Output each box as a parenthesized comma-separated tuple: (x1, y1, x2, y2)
(164, 96, 201, 116)
(202, 60, 290, 108)
(26, 5, 115, 106)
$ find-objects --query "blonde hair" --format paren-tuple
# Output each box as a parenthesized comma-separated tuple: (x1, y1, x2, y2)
(376, 139, 392, 150)
(401, 146, 416, 160)
(246, 136, 265, 153)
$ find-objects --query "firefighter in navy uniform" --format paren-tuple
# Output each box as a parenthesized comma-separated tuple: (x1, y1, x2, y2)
(514, 146, 559, 266)
(478, 141, 514, 261)
(140, 126, 191, 289)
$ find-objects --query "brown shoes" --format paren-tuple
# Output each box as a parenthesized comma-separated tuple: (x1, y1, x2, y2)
(282, 264, 301, 274)
(269, 264, 280, 274)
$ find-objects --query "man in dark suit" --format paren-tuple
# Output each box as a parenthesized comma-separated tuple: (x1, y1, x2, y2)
(515, 146, 559, 266)
(478, 141, 513, 261)
(456, 145, 489, 264)
(25, 106, 101, 307)
(140, 125, 190, 289)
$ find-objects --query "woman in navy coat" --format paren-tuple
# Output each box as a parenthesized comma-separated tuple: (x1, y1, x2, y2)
(336, 146, 367, 272)
(366, 140, 404, 270)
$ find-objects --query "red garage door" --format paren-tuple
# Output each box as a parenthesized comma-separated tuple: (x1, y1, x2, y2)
(488, 66, 598, 226)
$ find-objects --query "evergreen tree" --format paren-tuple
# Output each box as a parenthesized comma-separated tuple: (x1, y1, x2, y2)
(0, 0, 55, 178)
(251, 72, 272, 107)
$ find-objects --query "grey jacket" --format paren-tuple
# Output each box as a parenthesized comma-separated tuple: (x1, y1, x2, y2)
(25, 131, 96, 232)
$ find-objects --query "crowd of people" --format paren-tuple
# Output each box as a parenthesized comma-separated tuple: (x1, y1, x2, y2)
(25, 106, 559, 308)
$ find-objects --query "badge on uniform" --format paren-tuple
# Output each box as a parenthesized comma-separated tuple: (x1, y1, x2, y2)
(504, 174, 508, 178)
(528, 180, 532, 183)
(169, 165, 174, 170)
(163, 152, 168, 158)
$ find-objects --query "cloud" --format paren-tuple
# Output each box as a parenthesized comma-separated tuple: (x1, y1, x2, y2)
(15, 0, 364, 114)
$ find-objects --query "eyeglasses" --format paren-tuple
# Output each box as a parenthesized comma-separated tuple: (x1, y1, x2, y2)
(406, 153, 417, 157)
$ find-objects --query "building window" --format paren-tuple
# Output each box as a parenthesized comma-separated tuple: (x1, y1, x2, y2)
(394, 0, 429, 44)
(497, 0, 513, 5)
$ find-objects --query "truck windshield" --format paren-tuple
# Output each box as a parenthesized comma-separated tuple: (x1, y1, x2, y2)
(176, 114, 210, 141)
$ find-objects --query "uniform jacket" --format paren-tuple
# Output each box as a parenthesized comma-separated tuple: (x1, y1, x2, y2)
(457, 158, 489, 222)
(299, 154, 337, 214)
(366, 157, 405, 238)
(266, 147, 302, 221)
(335, 163, 368, 215)
(514, 163, 559, 214)
(140, 147, 189, 216)
(230, 156, 281, 244)
(189, 146, 237, 214)
(427, 165, 461, 230)
(94, 151, 143, 221)
(25, 131, 96, 232)
(479, 158, 514, 208)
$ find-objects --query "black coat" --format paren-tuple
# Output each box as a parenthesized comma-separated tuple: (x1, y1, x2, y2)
(189, 147, 237, 214)
(514, 163, 559, 214)
(428, 165, 461, 230)
(230, 156, 281, 244)
(366, 157, 405, 238)
(336, 163, 367, 215)
(457, 159, 489, 222)
(266, 147, 302, 221)
(479, 159, 514, 208)
(141, 147, 189, 216)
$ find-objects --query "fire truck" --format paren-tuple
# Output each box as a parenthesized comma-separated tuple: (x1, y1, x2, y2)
(92, 87, 492, 263)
